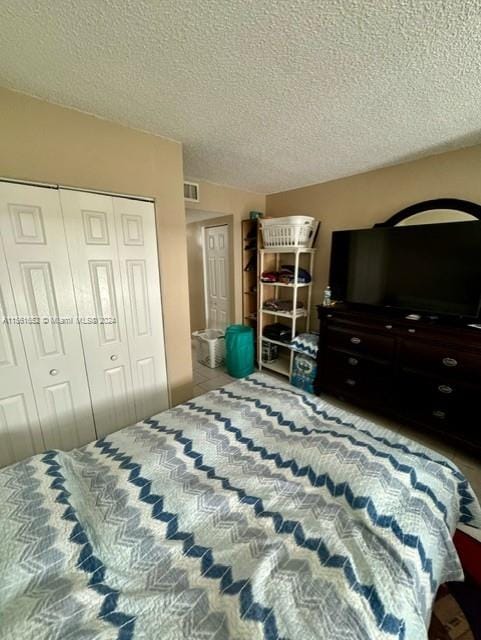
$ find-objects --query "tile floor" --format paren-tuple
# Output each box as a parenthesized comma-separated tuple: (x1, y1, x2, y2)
(191, 352, 237, 397)
(190, 348, 481, 501)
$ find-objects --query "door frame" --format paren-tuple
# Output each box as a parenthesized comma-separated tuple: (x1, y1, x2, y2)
(202, 222, 233, 330)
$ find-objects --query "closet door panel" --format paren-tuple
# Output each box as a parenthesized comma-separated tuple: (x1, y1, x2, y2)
(60, 190, 136, 437)
(113, 198, 169, 420)
(0, 241, 44, 467)
(0, 182, 96, 452)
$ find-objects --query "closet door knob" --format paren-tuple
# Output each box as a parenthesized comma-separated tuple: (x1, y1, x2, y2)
(110, 354, 118, 361)
(348, 357, 359, 366)
(350, 337, 361, 344)
(49, 369, 58, 376)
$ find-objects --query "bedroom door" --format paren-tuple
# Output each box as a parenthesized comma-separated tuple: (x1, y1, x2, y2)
(204, 225, 229, 330)
(0, 182, 96, 452)
(60, 189, 137, 436)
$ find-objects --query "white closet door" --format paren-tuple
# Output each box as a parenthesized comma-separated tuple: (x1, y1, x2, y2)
(0, 182, 96, 452)
(60, 189, 136, 437)
(0, 240, 44, 467)
(112, 197, 169, 420)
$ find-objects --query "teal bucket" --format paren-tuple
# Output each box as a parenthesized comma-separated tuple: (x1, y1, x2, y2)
(225, 324, 255, 378)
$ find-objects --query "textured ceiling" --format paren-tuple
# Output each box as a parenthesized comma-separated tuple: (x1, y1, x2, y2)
(1, 1, 481, 194)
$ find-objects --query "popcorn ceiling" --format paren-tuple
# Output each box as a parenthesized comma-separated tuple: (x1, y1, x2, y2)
(1, 0, 481, 193)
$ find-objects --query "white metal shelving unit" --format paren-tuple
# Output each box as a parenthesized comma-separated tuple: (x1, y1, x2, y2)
(258, 248, 316, 379)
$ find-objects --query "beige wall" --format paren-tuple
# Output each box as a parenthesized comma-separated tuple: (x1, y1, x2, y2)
(186, 222, 206, 333)
(0, 87, 192, 404)
(186, 180, 265, 326)
(266, 144, 481, 322)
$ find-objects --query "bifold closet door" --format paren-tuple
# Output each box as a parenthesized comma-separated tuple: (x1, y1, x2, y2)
(112, 197, 169, 420)
(0, 239, 44, 467)
(0, 182, 96, 452)
(60, 190, 169, 437)
(60, 190, 136, 437)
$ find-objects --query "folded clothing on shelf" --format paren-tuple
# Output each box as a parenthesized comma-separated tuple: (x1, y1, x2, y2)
(260, 271, 278, 282)
(263, 298, 304, 313)
(263, 323, 292, 343)
(279, 265, 311, 284)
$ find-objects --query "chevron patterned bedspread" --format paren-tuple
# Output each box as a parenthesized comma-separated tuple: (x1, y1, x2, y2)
(1, 373, 480, 640)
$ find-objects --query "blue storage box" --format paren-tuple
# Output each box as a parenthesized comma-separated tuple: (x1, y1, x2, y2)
(291, 352, 317, 394)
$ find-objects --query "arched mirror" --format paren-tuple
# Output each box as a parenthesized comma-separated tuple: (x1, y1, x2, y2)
(376, 198, 481, 227)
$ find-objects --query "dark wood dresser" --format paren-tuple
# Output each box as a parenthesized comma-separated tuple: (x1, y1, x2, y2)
(314, 305, 481, 452)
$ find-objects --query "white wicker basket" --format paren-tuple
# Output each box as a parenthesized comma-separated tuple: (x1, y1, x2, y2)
(192, 330, 225, 368)
(260, 216, 318, 249)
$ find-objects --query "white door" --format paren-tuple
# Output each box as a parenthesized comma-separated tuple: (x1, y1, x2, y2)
(60, 189, 136, 437)
(204, 225, 229, 330)
(0, 182, 96, 452)
(0, 239, 44, 467)
(112, 197, 169, 420)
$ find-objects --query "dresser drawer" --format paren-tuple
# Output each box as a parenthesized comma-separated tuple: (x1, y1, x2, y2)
(399, 372, 479, 441)
(324, 366, 393, 405)
(405, 400, 464, 433)
(400, 341, 481, 382)
(326, 348, 389, 377)
(326, 326, 395, 360)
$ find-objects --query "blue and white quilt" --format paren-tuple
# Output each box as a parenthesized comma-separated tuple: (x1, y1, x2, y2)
(290, 332, 319, 358)
(1, 373, 480, 640)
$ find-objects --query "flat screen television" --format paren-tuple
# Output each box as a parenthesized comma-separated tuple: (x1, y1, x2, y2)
(329, 221, 481, 318)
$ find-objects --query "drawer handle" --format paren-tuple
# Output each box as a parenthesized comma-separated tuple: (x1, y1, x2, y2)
(49, 369, 59, 376)
(408, 328, 416, 334)
(442, 357, 458, 368)
(110, 354, 119, 361)
(385, 324, 393, 330)
(346, 378, 356, 386)
(438, 384, 453, 394)
(350, 337, 361, 344)
(432, 410, 446, 419)
(348, 357, 359, 366)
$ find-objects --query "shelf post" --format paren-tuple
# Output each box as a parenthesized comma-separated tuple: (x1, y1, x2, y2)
(258, 249, 264, 371)
(289, 250, 301, 379)
(306, 251, 315, 332)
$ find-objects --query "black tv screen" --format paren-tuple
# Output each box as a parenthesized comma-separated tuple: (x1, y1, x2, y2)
(329, 221, 481, 318)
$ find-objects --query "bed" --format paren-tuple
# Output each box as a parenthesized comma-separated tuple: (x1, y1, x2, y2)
(1, 373, 480, 640)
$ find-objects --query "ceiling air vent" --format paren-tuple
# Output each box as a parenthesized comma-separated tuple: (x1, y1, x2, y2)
(184, 181, 199, 202)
